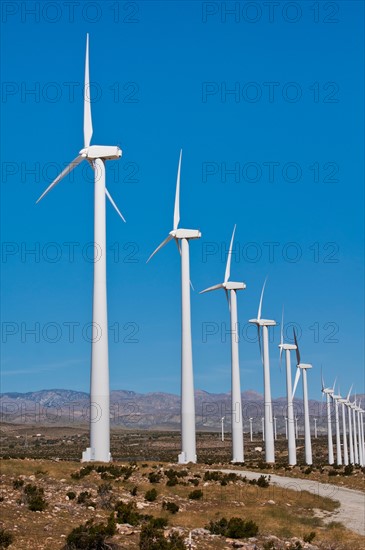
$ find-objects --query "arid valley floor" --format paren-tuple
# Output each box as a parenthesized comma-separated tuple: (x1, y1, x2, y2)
(0, 425, 364, 549)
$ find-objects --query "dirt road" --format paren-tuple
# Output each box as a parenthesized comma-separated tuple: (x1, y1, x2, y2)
(221, 469, 365, 536)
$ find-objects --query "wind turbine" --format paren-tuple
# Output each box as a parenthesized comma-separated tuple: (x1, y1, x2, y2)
(359, 403, 365, 466)
(249, 417, 253, 442)
(355, 400, 364, 466)
(346, 388, 355, 464)
(37, 35, 125, 463)
(147, 150, 200, 464)
(337, 386, 351, 465)
(351, 397, 359, 464)
(200, 225, 245, 463)
(292, 329, 312, 465)
(321, 373, 335, 465)
(278, 309, 297, 466)
(249, 280, 276, 463)
(331, 387, 343, 466)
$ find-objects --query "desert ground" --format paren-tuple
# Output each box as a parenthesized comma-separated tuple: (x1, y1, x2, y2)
(0, 425, 364, 549)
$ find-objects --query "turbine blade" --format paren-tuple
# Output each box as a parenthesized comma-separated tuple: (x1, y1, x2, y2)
(332, 377, 337, 392)
(346, 384, 353, 401)
(321, 365, 325, 391)
(173, 150, 182, 231)
(257, 277, 267, 321)
(190, 280, 195, 292)
(200, 283, 224, 294)
(279, 306, 284, 371)
(224, 224, 236, 284)
(146, 234, 173, 263)
(84, 33, 93, 148)
(293, 327, 300, 365)
(175, 239, 181, 256)
(105, 188, 126, 222)
(292, 367, 301, 399)
(258, 326, 264, 366)
(224, 288, 231, 312)
(36, 155, 84, 203)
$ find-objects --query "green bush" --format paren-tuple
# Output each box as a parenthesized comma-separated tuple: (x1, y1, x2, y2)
(162, 501, 179, 514)
(0, 528, 14, 548)
(23, 484, 47, 512)
(145, 488, 158, 502)
(256, 475, 270, 488)
(149, 517, 168, 529)
(343, 464, 353, 476)
(188, 489, 203, 500)
(71, 464, 133, 481)
(206, 517, 259, 539)
(67, 491, 76, 500)
(207, 517, 228, 535)
(13, 479, 24, 489)
(115, 501, 147, 526)
(65, 514, 116, 549)
(130, 486, 138, 496)
(77, 491, 94, 507)
(148, 472, 162, 484)
(303, 531, 316, 543)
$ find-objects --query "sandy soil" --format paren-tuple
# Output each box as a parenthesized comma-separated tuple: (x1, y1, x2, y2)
(222, 469, 365, 536)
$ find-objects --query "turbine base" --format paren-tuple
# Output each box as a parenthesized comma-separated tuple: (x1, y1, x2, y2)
(178, 451, 197, 464)
(81, 447, 112, 463)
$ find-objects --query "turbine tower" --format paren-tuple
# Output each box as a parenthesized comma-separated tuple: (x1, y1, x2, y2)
(200, 225, 245, 463)
(359, 404, 365, 466)
(331, 388, 342, 466)
(292, 329, 313, 465)
(351, 397, 359, 464)
(346, 389, 355, 464)
(337, 386, 352, 466)
(37, 35, 125, 463)
(278, 309, 297, 466)
(321, 374, 335, 465)
(249, 280, 276, 463)
(355, 400, 364, 466)
(147, 150, 200, 464)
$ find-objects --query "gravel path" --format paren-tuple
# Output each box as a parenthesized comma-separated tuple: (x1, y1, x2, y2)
(220, 469, 365, 536)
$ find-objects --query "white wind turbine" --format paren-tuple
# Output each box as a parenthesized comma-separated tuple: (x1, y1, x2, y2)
(200, 225, 245, 463)
(346, 388, 355, 464)
(355, 399, 364, 466)
(37, 35, 125, 463)
(147, 150, 200, 464)
(359, 405, 365, 466)
(321, 373, 335, 465)
(337, 385, 352, 466)
(351, 397, 359, 464)
(292, 329, 313, 465)
(249, 280, 276, 463)
(278, 309, 297, 466)
(331, 386, 343, 466)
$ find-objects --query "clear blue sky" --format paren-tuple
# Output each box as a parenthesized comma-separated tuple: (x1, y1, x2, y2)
(1, 1, 364, 400)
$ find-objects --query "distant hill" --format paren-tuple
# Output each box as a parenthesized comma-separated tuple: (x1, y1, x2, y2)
(1, 389, 362, 433)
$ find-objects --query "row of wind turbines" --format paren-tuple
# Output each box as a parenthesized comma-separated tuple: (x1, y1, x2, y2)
(36, 35, 364, 466)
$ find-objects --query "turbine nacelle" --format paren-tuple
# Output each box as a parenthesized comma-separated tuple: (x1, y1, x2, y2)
(249, 318, 276, 326)
(297, 363, 312, 370)
(170, 228, 201, 240)
(224, 281, 246, 290)
(80, 145, 122, 160)
(278, 343, 297, 351)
